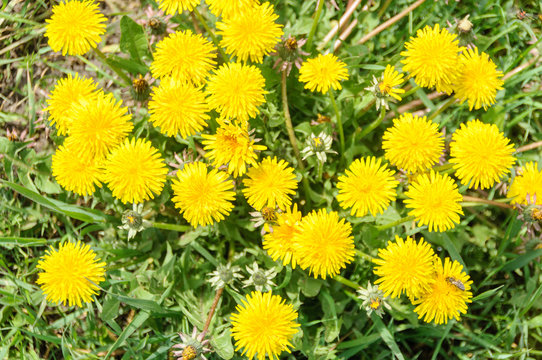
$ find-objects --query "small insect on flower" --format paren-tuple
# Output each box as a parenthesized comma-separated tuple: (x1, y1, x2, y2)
(446, 276, 466, 291)
(261, 206, 279, 223)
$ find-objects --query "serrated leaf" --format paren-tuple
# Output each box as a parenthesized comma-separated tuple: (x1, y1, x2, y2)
(120, 16, 150, 64)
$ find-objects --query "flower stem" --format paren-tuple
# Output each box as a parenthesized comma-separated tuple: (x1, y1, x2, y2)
(428, 96, 455, 121)
(461, 195, 514, 209)
(203, 287, 224, 333)
(329, 90, 345, 163)
(306, 0, 325, 51)
(356, 249, 374, 261)
(432, 163, 454, 172)
(516, 140, 542, 153)
(193, 7, 230, 62)
(359, 107, 386, 139)
(375, 215, 416, 231)
(151, 222, 191, 232)
(401, 84, 421, 98)
(281, 70, 312, 208)
(334, 275, 359, 289)
(317, 159, 323, 181)
(92, 47, 131, 85)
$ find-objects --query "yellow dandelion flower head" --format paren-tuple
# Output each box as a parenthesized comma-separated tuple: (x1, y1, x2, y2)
(171, 161, 235, 227)
(148, 77, 209, 138)
(217, 2, 283, 63)
(52, 145, 103, 196)
(413, 257, 473, 324)
(298, 53, 349, 94)
(45, 73, 99, 136)
(103, 138, 168, 204)
(36, 241, 106, 307)
(150, 30, 217, 85)
(378, 65, 405, 101)
(65, 92, 133, 160)
(156, 0, 199, 15)
(263, 204, 302, 269)
(337, 156, 399, 217)
(507, 162, 542, 205)
(202, 122, 266, 178)
(382, 113, 444, 173)
(400, 24, 462, 94)
(405, 171, 464, 232)
(206, 62, 267, 122)
(453, 47, 504, 110)
(373, 235, 436, 298)
(293, 209, 355, 279)
(45, 0, 106, 56)
(231, 291, 299, 360)
(205, 0, 259, 18)
(242, 156, 298, 211)
(450, 119, 515, 189)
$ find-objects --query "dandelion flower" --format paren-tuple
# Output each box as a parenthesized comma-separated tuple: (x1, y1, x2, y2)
(293, 209, 355, 279)
(243, 157, 298, 211)
(508, 162, 542, 205)
(299, 53, 349, 94)
(450, 119, 515, 189)
(405, 171, 463, 232)
(205, 0, 259, 18)
(337, 157, 399, 217)
(36, 241, 106, 307)
(65, 92, 133, 160)
(263, 204, 302, 268)
(148, 77, 209, 138)
(172, 161, 235, 227)
(151, 30, 216, 85)
(52, 145, 103, 196)
(217, 2, 283, 63)
(382, 113, 444, 173)
(373, 236, 436, 298)
(45, 73, 99, 135)
(206, 62, 267, 122)
(103, 138, 168, 204)
(453, 47, 504, 110)
(401, 24, 462, 94)
(378, 65, 405, 100)
(157, 0, 199, 15)
(412, 257, 473, 324)
(45, 0, 106, 56)
(231, 291, 299, 360)
(202, 122, 266, 177)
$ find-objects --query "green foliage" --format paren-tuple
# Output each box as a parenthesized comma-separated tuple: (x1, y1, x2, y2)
(1, 0, 542, 359)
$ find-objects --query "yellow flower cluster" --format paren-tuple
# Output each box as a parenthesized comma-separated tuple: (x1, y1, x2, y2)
(374, 236, 473, 324)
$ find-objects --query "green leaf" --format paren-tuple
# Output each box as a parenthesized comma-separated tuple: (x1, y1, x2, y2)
(298, 276, 322, 297)
(472, 285, 504, 302)
(319, 289, 340, 342)
(211, 329, 234, 360)
(502, 249, 542, 272)
(104, 310, 150, 360)
(101, 295, 120, 322)
(371, 313, 405, 360)
(120, 15, 150, 64)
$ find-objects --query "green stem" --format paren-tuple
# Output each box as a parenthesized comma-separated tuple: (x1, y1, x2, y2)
(401, 84, 421, 99)
(359, 107, 386, 139)
(281, 70, 312, 209)
(306, 0, 325, 51)
(92, 47, 131, 85)
(334, 275, 359, 289)
(329, 90, 345, 163)
(428, 96, 455, 121)
(193, 7, 230, 62)
(356, 250, 374, 261)
(151, 222, 191, 232)
(375, 215, 416, 231)
(317, 159, 323, 181)
(432, 163, 454, 172)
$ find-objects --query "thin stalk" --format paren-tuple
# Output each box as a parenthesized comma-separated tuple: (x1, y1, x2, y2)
(193, 7, 230, 62)
(356, 249, 374, 261)
(516, 140, 542, 153)
(203, 287, 224, 333)
(432, 163, 455, 172)
(317, 159, 323, 181)
(461, 196, 514, 210)
(306, 0, 325, 51)
(329, 90, 345, 162)
(334, 275, 359, 289)
(281, 70, 312, 208)
(428, 97, 455, 121)
(401, 84, 420, 99)
(375, 215, 416, 231)
(151, 222, 191, 232)
(359, 107, 386, 139)
(92, 47, 131, 85)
